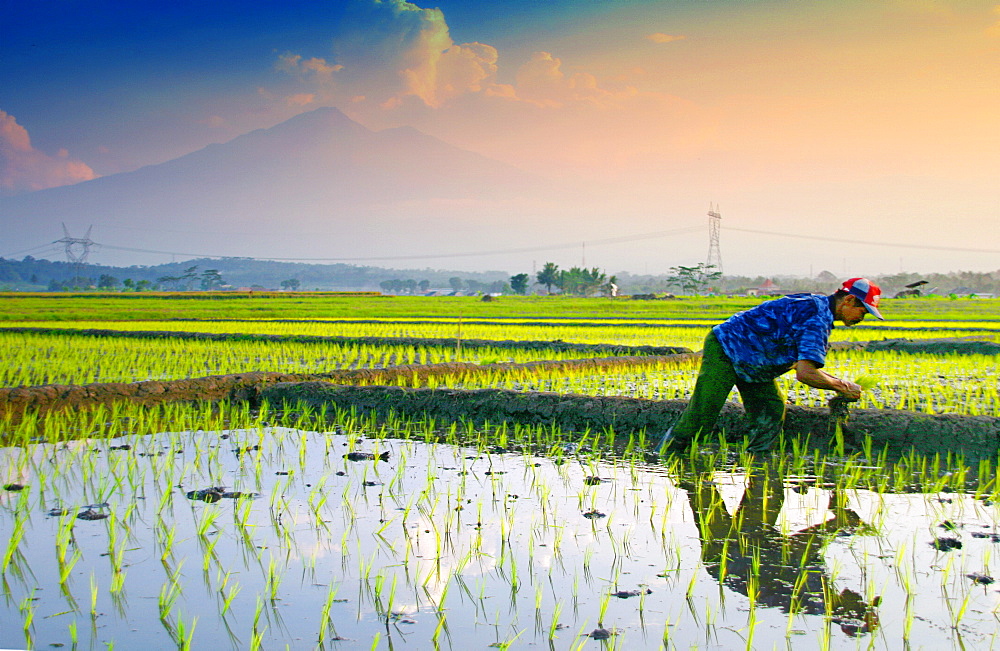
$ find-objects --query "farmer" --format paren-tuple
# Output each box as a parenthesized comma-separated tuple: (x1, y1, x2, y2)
(657, 277, 883, 454)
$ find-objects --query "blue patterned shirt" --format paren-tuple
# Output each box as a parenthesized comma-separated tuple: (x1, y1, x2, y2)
(712, 293, 835, 383)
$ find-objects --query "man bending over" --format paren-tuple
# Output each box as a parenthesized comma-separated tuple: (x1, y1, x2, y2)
(658, 278, 883, 455)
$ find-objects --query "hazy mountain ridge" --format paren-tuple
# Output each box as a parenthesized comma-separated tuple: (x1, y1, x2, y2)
(0, 256, 511, 291)
(0, 107, 549, 264)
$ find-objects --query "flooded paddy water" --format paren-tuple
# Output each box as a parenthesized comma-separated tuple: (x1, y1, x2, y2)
(3, 421, 1000, 649)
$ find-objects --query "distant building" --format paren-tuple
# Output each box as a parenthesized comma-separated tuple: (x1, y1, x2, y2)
(746, 279, 781, 297)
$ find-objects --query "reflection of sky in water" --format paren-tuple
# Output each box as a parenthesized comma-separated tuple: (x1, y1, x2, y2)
(1, 428, 999, 649)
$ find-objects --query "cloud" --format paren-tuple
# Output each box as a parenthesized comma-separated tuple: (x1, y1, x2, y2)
(276, 53, 344, 81)
(988, 4, 1000, 36)
(285, 93, 316, 107)
(0, 110, 97, 195)
(278, 1, 633, 111)
(295, 0, 509, 108)
(646, 33, 686, 44)
(514, 51, 632, 107)
(269, 0, 708, 180)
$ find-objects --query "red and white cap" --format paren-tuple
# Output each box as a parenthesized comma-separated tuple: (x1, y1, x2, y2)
(841, 277, 883, 320)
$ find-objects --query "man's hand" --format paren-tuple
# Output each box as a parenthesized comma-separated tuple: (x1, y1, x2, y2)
(838, 380, 862, 401)
(795, 360, 862, 399)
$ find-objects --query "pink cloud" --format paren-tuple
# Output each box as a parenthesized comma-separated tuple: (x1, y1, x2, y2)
(276, 53, 343, 80)
(0, 110, 97, 195)
(646, 33, 686, 44)
(285, 93, 316, 107)
(514, 51, 632, 107)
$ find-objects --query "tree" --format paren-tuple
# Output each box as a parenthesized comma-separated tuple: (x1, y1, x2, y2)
(180, 265, 199, 290)
(200, 269, 224, 290)
(490, 280, 512, 294)
(449, 277, 464, 292)
(280, 278, 301, 291)
(379, 279, 404, 294)
(559, 267, 606, 296)
(418, 279, 430, 292)
(98, 274, 119, 289)
(510, 273, 530, 295)
(667, 263, 722, 295)
(157, 275, 181, 290)
(536, 262, 560, 294)
(122, 278, 135, 291)
(135, 279, 152, 291)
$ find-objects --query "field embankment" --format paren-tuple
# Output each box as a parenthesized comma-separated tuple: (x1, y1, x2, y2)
(0, 327, 692, 357)
(836, 336, 1000, 355)
(3, 340, 998, 460)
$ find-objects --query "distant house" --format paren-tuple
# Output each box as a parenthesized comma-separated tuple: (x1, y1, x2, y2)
(746, 279, 781, 297)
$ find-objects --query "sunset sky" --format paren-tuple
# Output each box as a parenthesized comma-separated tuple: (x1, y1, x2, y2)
(2, 0, 998, 277)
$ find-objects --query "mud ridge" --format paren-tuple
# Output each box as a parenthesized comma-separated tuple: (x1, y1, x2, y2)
(0, 353, 698, 418)
(828, 335, 1000, 355)
(258, 383, 1000, 461)
(1, 359, 998, 459)
(0, 327, 693, 357)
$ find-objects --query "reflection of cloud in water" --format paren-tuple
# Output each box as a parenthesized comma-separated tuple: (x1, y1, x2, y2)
(391, 511, 502, 615)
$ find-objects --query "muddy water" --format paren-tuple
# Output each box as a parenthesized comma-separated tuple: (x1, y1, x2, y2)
(2, 429, 999, 649)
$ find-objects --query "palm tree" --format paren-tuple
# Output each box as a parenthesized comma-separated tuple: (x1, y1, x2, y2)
(536, 262, 560, 294)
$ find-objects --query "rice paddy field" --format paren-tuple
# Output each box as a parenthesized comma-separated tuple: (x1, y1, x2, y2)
(3, 292, 1000, 649)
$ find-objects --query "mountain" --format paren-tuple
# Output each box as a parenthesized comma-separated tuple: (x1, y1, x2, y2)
(0, 107, 552, 266)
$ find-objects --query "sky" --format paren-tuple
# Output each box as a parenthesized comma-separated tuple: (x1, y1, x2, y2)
(2, 0, 998, 277)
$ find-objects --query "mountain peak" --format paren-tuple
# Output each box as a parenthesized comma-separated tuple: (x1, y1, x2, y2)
(0, 104, 547, 266)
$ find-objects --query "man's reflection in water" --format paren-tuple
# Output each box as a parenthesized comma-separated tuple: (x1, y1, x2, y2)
(678, 462, 880, 636)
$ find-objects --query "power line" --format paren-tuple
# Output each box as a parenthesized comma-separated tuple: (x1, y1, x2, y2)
(5, 222, 996, 265)
(92, 225, 706, 262)
(726, 226, 1000, 254)
(1, 242, 61, 258)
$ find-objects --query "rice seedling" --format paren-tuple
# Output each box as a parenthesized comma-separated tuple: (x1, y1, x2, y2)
(3, 383, 1000, 648)
(18, 589, 37, 648)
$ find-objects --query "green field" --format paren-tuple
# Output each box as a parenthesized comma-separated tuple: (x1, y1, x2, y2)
(2, 293, 999, 416)
(4, 291, 1000, 322)
(4, 293, 1000, 650)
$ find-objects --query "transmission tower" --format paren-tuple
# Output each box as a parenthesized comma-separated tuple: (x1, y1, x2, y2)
(706, 204, 723, 274)
(56, 223, 95, 284)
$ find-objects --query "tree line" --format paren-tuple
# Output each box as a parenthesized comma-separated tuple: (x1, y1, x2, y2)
(378, 277, 510, 295)
(508, 262, 721, 296)
(4, 254, 1000, 296)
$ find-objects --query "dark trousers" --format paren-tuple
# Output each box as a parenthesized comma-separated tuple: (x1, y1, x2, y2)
(665, 331, 786, 453)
